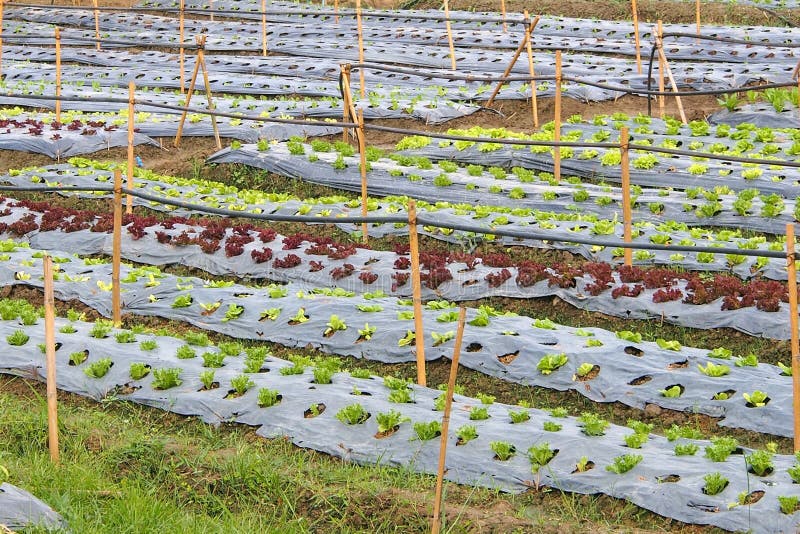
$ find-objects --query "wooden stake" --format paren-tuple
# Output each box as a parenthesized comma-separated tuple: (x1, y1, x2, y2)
(523, 11, 538, 129)
(657, 20, 665, 119)
(443, 0, 456, 71)
(198, 37, 221, 150)
(485, 16, 539, 107)
(261, 0, 267, 56)
(620, 127, 632, 267)
(340, 63, 353, 143)
(695, 0, 701, 42)
(92, 0, 100, 50)
(179, 0, 185, 93)
(787, 224, 800, 452)
(175, 36, 219, 149)
(0, 0, 4, 79)
(356, 0, 365, 98)
(174, 51, 202, 147)
(356, 109, 369, 245)
(655, 22, 688, 124)
(112, 169, 122, 326)
(209, 0, 214, 21)
(500, 0, 507, 32)
(43, 255, 59, 465)
(55, 27, 61, 124)
(126, 81, 135, 214)
(408, 200, 426, 387)
(431, 306, 467, 534)
(631, 0, 641, 74)
(553, 49, 562, 182)
(334, 0, 339, 24)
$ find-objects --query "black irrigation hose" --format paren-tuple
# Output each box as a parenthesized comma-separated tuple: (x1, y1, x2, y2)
(0, 184, 792, 259)
(754, 6, 799, 28)
(363, 121, 800, 169)
(8, 90, 800, 170)
(641, 46, 795, 115)
(413, 214, 793, 259)
(0, 34, 203, 50)
(661, 31, 800, 48)
(0, 184, 407, 224)
(350, 62, 798, 98)
(0, 91, 360, 129)
(3, 1, 528, 25)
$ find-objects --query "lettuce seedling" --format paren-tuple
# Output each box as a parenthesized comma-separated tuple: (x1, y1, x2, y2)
(606, 454, 642, 474)
(336, 403, 369, 425)
(537, 353, 568, 375)
(743, 390, 769, 407)
(746, 450, 774, 476)
(698, 362, 730, 377)
(6, 330, 29, 346)
(528, 442, 556, 472)
(129, 362, 150, 380)
(230, 374, 254, 396)
(152, 368, 182, 390)
(412, 420, 441, 440)
(491, 441, 516, 461)
(84, 358, 113, 378)
(199, 371, 216, 390)
(456, 424, 478, 444)
(376, 410, 410, 434)
(257, 388, 281, 407)
(703, 472, 728, 496)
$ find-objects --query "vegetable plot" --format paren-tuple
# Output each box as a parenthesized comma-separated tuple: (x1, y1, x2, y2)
(0, 236, 795, 435)
(0, 301, 798, 532)
(7, 160, 799, 282)
(0, 196, 797, 338)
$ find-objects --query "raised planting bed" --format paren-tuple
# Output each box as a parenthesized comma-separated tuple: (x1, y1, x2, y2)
(7, 159, 798, 281)
(0, 298, 799, 532)
(0, 237, 797, 435)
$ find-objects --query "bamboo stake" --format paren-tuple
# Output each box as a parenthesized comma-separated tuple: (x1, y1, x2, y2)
(655, 28, 688, 124)
(0, 0, 4, 79)
(55, 27, 61, 124)
(523, 11, 538, 129)
(174, 36, 219, 148)
(787, 223, 800, 452)
(408, 200, 426, 386)
(485, 16, 539, 107)
(179, 0, 185, 93)
(356, 109, 369, 245)
(553, 49, 562, 183)
(261, 0, 267, 56)
(43, 255, 59, 465)
(340, 63, 353, 143)
(657, 20, 665, 119)
(695, 0, 701, 42)
(443, 0, 456, 71)
(431, 306, 467, 534)
(126, 81, 135, 214)
(174, 48, 203, 147)
(620, 127, 632, 267)
(92, 0, 100, 50)
(356, 0, 365, 98)
(500, 0, 507, 32)
(794, 59, 800, 121)
(631, 0, 641, 74)
(198, 37, 221, 150)
(112, 169, 122, 326)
